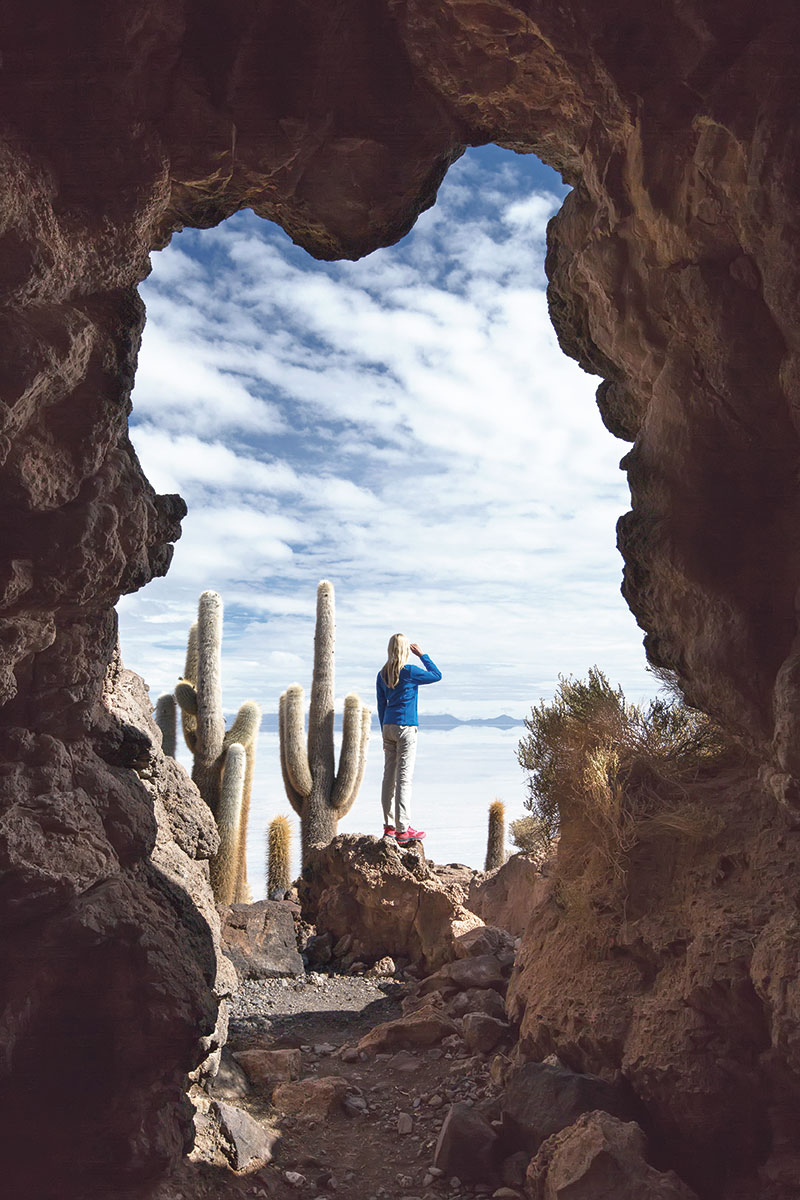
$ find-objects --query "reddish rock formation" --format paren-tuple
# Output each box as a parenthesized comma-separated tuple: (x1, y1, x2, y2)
(468, 852, 553, 936)
(4, 3, 800, 1196)
(526, 1110, 699, 1200)
(299, 834, 483, 972)
(507, 764, 800, 1197)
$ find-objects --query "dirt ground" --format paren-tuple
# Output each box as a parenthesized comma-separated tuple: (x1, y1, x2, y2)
(151, 971, 505, 1200)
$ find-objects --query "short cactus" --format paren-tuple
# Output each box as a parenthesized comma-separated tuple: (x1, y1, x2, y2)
(267, 815, 292, 899)
(175, 590, 262, 903)
(485, 799, 506, 871)
(154, 693, 177, 757)
(279, 580, 370, 862)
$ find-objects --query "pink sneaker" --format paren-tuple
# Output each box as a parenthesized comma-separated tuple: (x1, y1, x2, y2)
(397, 827, 426, 844)
(383, 825, 397, 840)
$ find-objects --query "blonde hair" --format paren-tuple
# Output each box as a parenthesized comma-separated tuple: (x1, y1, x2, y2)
(382, 634, 410, 690)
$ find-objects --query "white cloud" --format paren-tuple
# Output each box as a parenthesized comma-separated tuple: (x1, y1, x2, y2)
(120, 146, 652, 764)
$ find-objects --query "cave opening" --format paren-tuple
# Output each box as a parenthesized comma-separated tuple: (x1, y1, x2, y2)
(118, 144, 652, 891)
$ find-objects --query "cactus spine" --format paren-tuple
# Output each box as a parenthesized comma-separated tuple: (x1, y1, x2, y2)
(485, 799, 506, 871)
(267, 815, 292, 899)
(154, 693, 177, 757)
(175, 590, 262, 903)
(279, 580, 370, 862)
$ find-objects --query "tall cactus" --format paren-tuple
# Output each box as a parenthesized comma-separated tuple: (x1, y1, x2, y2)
(211, 743, 245, 905)
(175, 590, 262, 903)
(485, 799, 506, 871)
(279, 580, 370, 862)
(154, 693, 176, 757)
(267, 815, 292, 899)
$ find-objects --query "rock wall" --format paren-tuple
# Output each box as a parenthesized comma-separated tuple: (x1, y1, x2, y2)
(506, 764, 800, 1199)
(4, 1, 800, 1194)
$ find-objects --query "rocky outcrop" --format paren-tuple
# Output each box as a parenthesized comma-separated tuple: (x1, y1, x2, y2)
(5, 3, 800, 1195)
(300, 835, 483, 972)
(0, 651, 229, 1197)
(526, 1111, 699, 1200)
(468, 852, 552, 937)
(507, 765, 800, 1197)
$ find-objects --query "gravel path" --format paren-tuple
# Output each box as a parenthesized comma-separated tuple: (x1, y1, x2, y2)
(229, 972, 404, 1049)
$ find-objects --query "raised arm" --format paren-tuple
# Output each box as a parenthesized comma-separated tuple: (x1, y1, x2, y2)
(408, 644, 442, 684)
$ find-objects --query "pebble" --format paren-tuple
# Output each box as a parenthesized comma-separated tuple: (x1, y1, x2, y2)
(343, 1094, 368, 1116)
(397, 1112, 413, 1135)
(284, 1171, 306, 1187)
(340, 1046, 360, 1063)
(427, 1094, 444, 1108)
(428, 1167, 444, 1178)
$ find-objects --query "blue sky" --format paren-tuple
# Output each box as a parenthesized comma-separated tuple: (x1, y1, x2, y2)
(118, 145, 653, 726)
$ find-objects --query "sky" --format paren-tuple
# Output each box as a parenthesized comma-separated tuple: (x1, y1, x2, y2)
(117, 145, 656, 880)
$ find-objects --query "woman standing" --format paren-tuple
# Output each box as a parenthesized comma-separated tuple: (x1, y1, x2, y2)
(377, 634, 442, 844)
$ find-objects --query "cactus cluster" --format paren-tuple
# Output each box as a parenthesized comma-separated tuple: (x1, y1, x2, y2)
(485, 798, 506, 871)
(175, 590, 262, 904)
(279, 580, 370, 862)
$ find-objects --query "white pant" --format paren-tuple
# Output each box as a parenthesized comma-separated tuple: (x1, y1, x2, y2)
(381, 724, 418, 832)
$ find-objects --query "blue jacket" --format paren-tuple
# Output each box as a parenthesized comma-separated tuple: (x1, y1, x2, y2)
(377, 654, 442, 727)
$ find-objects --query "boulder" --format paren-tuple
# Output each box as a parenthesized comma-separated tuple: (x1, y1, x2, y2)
(233, 1048, 301, 1087)
(208, 1047, 250, 1102)
(210, 1101, 278, 1170)
(304, 930, 333, 967)
(419, 954, 509, 998)
(272, 1076, 350, 1119)
(454, 924, 516, 965)
(526, 1111, 699, 1199)
(430, 862, 480, 901)
(300, 835, 483, 972)
(462, 1012, 512, 1054)
(501, 1062, 639, 1155)
(450, 988, 507, 1020)
(433, 1102, 499, 1182)
(220, 900, 304, 980)
(357, 1006, 458, 1055)
(467, 853, 551, 937)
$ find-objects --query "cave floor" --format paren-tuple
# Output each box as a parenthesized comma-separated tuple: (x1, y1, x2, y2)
(150, 971, 501, 1200)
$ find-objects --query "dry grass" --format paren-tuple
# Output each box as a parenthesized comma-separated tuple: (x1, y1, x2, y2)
(517, 669, 731, 943)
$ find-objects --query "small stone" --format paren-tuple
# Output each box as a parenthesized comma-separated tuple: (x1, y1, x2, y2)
(367, 956, 397, 976)
(340, 1046, 360, 1063)
(284, 1171, 306, 1187)
(314, 1043, 336, 1055)
(428, 1167, 444, 1178)
(343, 1094, 368, 1116)
(423, 1174, 435, 1186)
(491, 1190, 520, 1199)
(428, 1094, 444, 1108)
(398, 1112, 414, 1135)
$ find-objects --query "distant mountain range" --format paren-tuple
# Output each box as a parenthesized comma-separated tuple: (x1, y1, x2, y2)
(255, 712, 524, 731)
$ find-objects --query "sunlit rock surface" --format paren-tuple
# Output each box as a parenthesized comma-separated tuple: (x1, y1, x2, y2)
(3, 1, 800, 1194)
